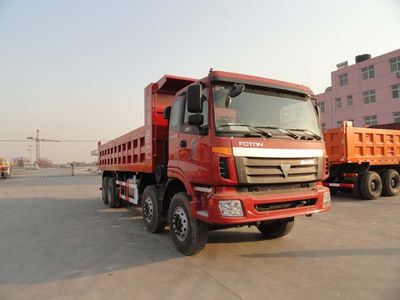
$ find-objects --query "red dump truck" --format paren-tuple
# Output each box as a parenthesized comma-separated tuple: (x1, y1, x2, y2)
(324, 121, 400, 199)
(98, 71, 331, 255)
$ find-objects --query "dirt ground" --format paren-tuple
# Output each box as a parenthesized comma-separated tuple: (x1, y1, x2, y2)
(0, 176, 399, 300)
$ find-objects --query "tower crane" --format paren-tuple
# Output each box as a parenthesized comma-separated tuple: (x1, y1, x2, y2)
(26, 130, 60, 163)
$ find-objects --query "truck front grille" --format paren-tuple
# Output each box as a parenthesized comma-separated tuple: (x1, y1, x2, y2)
(235, 157, 321, 184)
(255, 198, 316, 212)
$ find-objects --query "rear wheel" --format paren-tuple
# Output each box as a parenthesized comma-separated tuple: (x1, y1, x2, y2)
(360, 171, 382, 200)
(257, 218, 294, 239)
(141, 185, 165, 233)
(168, 192, 208, 255)
(101, 176, 109, 205)
(381, 169, 400, 196)
(107, 177, 120, 208)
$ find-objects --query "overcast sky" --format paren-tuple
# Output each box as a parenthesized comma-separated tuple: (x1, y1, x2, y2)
(0, 0, 399, 163)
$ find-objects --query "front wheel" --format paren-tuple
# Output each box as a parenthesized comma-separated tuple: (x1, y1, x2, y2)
(168, 192, 208, 255)
(257, 218, 294, 239)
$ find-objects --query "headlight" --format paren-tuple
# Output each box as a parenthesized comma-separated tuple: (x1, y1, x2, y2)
(323, 191, 331, 208)
(218, 200, 243, 217)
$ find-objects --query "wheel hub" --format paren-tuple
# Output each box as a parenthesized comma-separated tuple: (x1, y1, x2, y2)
(391, 177, 397, 188)
(143, 197, 153, 223)
(172, 207, 188, 242)
(370, 180, 377, 191)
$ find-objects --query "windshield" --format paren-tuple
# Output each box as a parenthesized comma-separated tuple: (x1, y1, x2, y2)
(212, 84, 321, 138)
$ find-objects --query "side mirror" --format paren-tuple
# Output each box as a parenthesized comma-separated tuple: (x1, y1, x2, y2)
(163, 106, 171, 120)
(228, 83, 245, 98)
(225, 83, 245, 108)
(187, 84, 202, 113)
(188, 114, 204, 126)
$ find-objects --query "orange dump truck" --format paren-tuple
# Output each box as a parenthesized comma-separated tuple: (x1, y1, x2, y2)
(324, 121, 400, 199)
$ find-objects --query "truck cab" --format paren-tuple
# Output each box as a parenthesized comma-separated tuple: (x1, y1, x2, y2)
(163, 71, 330, 253)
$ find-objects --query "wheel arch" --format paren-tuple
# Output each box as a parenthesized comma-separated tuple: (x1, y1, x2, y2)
(102, 171, 113, 178)
(162, 178, 189, 215)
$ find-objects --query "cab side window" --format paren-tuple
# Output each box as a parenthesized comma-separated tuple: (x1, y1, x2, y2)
(182, 87, 209, 135)
(170, 95, 185, 132)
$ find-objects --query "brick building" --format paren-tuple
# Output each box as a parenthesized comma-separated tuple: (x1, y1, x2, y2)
(316, 49, 400, 129)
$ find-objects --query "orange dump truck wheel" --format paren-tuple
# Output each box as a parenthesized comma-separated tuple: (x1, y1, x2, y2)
(381, 169, 400, 197)
(360, 171, 382, 200)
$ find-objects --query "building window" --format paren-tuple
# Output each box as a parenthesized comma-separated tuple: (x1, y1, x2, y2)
(339, 73, 348, 86)
(321, 123, 326, 130)
(362, 65, 375, 80)
(347, 95, 353, 106)
(392, 84, 400, 99)
(364, 115, 377, 126)
(363, 90, 376, 104)
(335, 97, 341, 108)
(389, 56, 400, 73)
(393, 112, 400, 123)
(318, 101, 325, 112)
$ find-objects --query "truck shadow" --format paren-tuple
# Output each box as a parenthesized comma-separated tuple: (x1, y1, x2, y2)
(0, 196, 181, 285)
(207, 230, 264, 244)
(241, 247, 400, 258)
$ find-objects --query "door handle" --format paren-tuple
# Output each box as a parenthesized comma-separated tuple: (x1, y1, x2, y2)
(180, 140, 187, 148)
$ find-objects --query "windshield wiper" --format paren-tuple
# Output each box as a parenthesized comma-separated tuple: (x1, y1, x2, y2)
(286, 128, 322, 140)
(218, 123, 272, 138)
(256, 126, 300, 139)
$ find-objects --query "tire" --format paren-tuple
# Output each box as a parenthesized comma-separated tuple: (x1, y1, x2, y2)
(360, 171, 382, 200)
(141, 185, 165, 233)
(102, 176, 109, 205)
(381, 169, 400, 196)
(107, 177, 120, 208)
(257, 218, 294, 239)
(168, 192, 208, 255)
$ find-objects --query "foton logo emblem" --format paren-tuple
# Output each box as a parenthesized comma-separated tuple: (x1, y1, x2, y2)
(280, 164, 291, 178)
(238, 141, 264, 147)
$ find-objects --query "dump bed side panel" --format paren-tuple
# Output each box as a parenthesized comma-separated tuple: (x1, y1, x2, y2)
(98, 126, 151, 172)
(98, 75, 196, 174)
(323, 127, 347, 165)
(324, 122, 400, 166)
(345, 126, 400, 165)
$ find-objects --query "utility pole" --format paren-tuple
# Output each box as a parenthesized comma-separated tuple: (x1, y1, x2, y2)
(27, 130, 61, 164)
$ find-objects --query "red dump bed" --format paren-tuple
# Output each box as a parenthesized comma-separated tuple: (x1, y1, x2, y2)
(324, 121, 400, 166)
(98, 75, 196, 173)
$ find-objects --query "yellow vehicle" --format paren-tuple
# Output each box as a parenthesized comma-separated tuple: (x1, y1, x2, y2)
(0, 158, 10, 178)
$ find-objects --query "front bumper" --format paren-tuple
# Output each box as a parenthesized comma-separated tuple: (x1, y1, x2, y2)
(191, 185, 330, 225)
